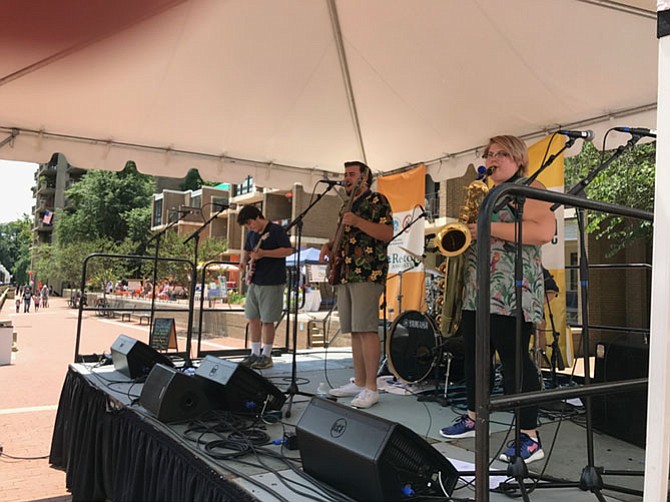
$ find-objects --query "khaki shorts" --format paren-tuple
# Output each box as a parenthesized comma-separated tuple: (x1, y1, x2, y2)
(336, 282, 384, 334)
(244, 283, 285, 323)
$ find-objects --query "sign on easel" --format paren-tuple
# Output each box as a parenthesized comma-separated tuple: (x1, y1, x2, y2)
(150, 317, 178, 352)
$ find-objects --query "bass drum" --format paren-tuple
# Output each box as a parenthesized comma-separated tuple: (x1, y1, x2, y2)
(386, 310, 440, 384)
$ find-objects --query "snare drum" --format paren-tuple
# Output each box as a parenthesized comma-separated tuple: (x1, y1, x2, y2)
(386, 310, 440, 384)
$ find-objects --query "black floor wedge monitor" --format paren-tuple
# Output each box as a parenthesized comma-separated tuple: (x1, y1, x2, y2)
(139, 364, 209, 422)
(111, 334, 174, 379)
(296, 397, 459, 501)
(194, 355, 286, 414)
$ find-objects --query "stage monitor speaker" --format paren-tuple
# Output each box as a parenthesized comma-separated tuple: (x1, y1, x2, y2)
(592, 341, 649, 448)
(139, 363, 209, 422)
(194, 355, 286, 414)
(296, 397, 459, 501)
(111, 334, 174, 379)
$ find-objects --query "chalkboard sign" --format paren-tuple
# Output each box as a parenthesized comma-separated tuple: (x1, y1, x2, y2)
(150, 317, 178, 351)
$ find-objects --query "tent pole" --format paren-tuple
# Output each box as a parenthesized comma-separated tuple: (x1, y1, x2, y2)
(327, 0, 367, 164)
(643, 6, 670, 501)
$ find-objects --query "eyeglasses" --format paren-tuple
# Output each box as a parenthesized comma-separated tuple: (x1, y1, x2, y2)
(482, 151, 511, 160)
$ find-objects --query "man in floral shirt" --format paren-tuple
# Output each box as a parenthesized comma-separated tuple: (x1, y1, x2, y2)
(319, 161, 393, 408)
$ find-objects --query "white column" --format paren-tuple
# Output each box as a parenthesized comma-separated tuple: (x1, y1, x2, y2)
(644, 5, 670, 501)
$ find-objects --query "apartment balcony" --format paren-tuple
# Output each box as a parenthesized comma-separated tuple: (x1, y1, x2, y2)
(35, 181, 56, 196)
(37, 164, 58, 179)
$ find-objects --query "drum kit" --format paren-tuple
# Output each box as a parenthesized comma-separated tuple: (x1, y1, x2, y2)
(384, 247, 464, 389)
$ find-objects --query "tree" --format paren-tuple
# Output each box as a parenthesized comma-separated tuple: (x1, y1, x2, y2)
(0, 216, 32, 284)
(180, 168, 204, 191)
(564, 141, 655, 256)
(56, 162, 155, 245)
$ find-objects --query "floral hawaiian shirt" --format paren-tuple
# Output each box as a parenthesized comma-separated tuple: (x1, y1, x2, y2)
(461, 192, 545, 323)
(336, 190, 392, 285)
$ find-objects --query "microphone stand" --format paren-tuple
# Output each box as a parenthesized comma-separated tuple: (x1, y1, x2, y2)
(283, 185, 337, 418)
(182, 206, 227, 368)
(147, 211, 188, 348)
(499, 135, 644, 501)
(379, 208, 430, 377)
(492, 135, 576, 215)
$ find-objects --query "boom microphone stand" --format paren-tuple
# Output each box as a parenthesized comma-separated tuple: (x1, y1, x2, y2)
(487, 134, 646, 502)
(183, 205, 228, 368)
(380, 207, 431, 376)
(282, 185, 338, 418)
(147, 210, 189, 346)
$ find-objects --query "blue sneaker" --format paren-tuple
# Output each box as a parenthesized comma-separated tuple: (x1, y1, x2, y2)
(499, 432, 545, 464)
(439, 414, 476, 439)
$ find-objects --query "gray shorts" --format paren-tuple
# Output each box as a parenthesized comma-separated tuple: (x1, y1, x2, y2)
(336, 282, 384, 334)
(244, 283, 285, 323)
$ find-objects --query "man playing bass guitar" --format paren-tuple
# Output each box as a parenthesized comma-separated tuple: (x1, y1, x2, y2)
(238, 205, 293, 370)
(319, 161, 393, 409)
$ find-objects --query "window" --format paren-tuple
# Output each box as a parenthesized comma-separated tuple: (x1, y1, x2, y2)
(233, 176, 255, 196)
(153, 199, 163, 227)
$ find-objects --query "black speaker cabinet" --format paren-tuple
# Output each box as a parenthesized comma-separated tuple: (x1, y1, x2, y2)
(139, 364, 209, 422)
(592, 341, 649, 448)
(111, 334, 173, 379)
(296, 397, 459, 501)
(194, 355, 285, 414)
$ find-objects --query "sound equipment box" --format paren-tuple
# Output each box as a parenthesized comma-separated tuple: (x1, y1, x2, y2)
(296, 397, 459, 501)
(194, 355, 286, 414)
(111, 334, 173, 379)
(139, 363, 209, 422)
(592, 341, 649, 448)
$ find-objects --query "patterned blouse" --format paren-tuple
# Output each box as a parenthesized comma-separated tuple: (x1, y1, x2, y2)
(336, 190, 392, 285)
(461, 185, 545, 323)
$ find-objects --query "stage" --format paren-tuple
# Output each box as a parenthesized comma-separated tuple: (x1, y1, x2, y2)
(50, 349, 647, 502)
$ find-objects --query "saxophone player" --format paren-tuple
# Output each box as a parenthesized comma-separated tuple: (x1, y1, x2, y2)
(440, 135, 555, 465)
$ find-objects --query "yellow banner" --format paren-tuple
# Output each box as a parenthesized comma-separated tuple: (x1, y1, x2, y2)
(528, 136, 571, 367)
(377, 165, 426, 316)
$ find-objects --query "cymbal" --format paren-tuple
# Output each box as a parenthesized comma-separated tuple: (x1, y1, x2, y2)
(399, 247, 443, 276)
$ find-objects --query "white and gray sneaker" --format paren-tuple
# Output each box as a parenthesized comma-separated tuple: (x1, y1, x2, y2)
(351, 389, 379, 409)
(329, 382, 365, 397)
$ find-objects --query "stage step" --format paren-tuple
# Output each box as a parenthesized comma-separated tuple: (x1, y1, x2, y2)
(308, 322, 326, 348)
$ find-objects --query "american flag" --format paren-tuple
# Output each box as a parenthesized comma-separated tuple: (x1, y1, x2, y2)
(43, 210, 53, 225)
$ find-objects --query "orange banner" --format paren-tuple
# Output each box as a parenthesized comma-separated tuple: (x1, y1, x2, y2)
(377, 165, 426, 318)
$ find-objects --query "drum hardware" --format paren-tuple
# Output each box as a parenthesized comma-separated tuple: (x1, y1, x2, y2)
(386, 310, 440, 384)
(399, 246, 444, 277)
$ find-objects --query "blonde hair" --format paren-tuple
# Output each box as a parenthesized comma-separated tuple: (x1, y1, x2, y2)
(484, 135, 529, 176)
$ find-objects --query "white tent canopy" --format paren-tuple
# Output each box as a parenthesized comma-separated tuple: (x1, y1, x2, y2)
(0, 0, 659, 188)
(3, 1, 670, 498)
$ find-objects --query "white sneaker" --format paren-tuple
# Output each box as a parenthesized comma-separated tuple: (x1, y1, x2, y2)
(351, 389, 379, 409)
(329, 382, 364, 397)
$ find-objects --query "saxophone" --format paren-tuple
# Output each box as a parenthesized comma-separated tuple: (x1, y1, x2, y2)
(434, 177, 489, 337)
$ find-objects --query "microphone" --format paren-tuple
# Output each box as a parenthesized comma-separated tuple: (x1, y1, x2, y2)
(170, 207, 193, 216)
(418, 206, 434, 223)
(212, 202, 237, 210)
(476, 165, 493, 179)
(318, 179, 345, 187)
(613, 126, 657, 138)
(556, 129, 595, 141)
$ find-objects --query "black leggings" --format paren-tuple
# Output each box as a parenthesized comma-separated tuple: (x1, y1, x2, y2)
(461, 310, 541, 430)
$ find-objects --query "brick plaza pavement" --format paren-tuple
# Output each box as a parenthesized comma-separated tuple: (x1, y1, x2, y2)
(0, 295, 247, 501)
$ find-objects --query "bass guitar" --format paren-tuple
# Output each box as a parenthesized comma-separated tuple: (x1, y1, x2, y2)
(326, 168, 367, 285)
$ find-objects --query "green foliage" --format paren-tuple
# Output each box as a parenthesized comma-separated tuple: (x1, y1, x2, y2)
(227, 291, 245, 304)
(34, 160, 229, 290)
(564, 141, 655, 256)
(34, 238, 122, 289)
(0, 215, 32, 284)
(144, 231, 229, 287)
(56, 162, 154, 245)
